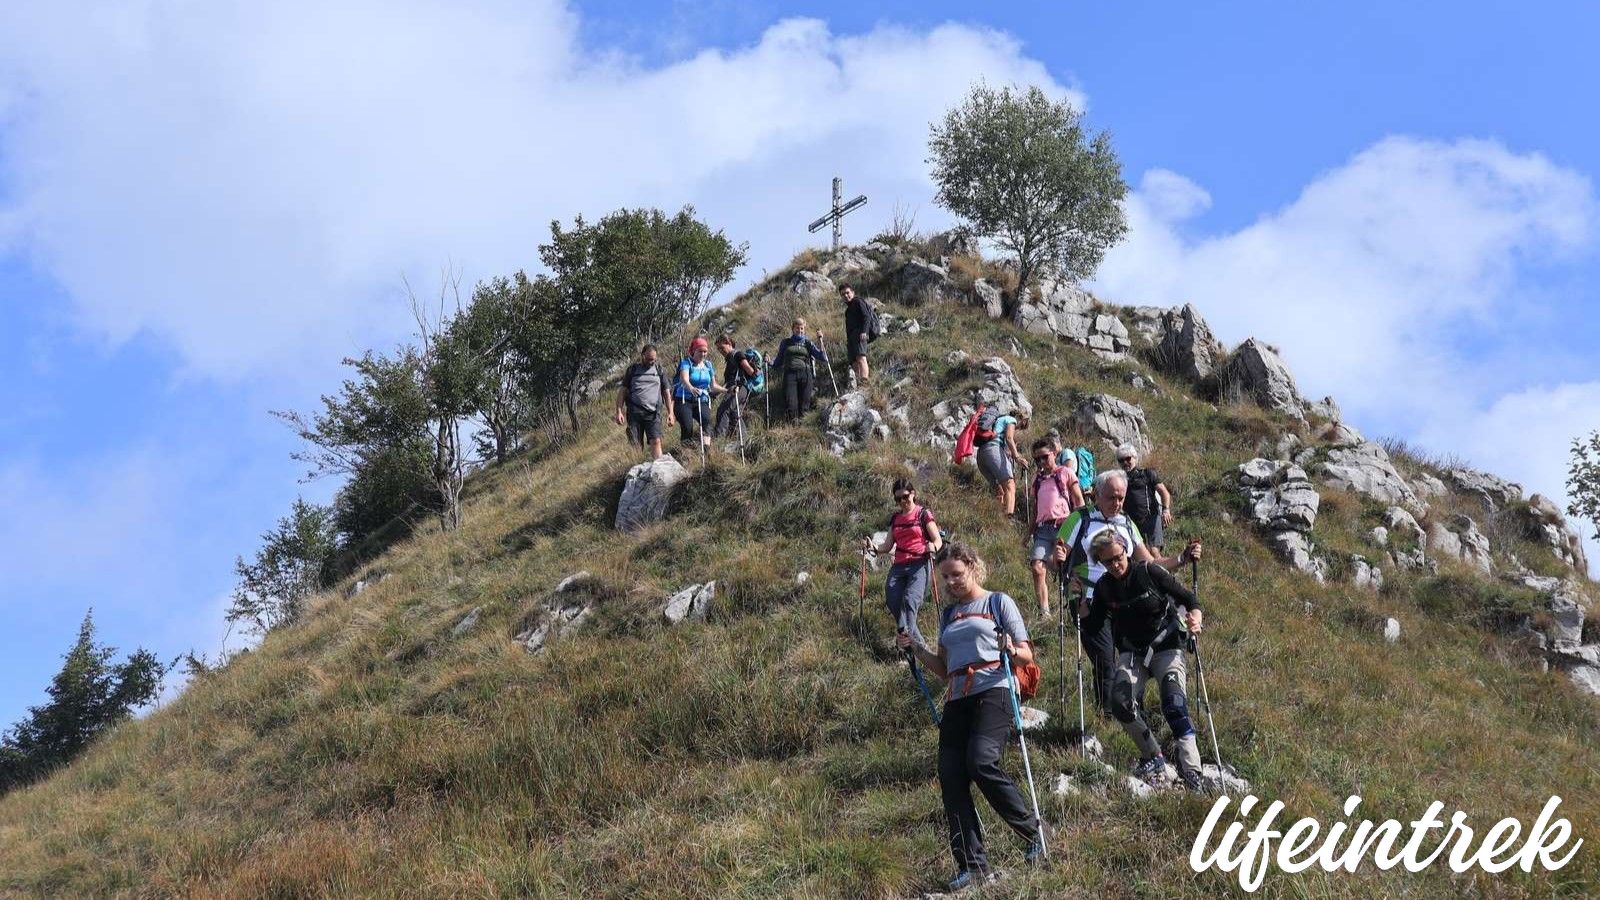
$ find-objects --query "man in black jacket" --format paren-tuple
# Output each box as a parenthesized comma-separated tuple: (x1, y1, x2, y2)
(840, 284, 870, 387)
(1084, 528, 1205, 790)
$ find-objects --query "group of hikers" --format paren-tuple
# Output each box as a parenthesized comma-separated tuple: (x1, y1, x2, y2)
(612, 280, 1215, 891)
(615, 284, 877, 461)
(874, 463, 1207, 888)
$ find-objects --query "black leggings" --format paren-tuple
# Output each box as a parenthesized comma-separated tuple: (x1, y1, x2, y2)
(782, 367, 814, 422)
(938, 688, 1039, 874)
(1080, 612, 1115, 710)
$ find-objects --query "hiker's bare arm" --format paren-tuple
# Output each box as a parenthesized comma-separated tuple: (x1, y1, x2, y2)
(1159, 483, 1174, 523)
(1000, 636, 1034, 666)
(923, 517, 942, 553)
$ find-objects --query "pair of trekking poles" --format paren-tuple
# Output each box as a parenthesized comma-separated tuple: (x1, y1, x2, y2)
(859, 547, 944, 726)
(1055, 557, 1224, 773)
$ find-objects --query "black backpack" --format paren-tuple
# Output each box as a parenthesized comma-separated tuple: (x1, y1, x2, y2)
(864, 302, 883, 342)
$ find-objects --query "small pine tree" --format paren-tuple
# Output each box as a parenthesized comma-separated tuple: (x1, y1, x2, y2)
(0, 612, 165, 793)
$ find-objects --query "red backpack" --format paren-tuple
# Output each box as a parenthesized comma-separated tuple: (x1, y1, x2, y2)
(952, 405, 983, 465)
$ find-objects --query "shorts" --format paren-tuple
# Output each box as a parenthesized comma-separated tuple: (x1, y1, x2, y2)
(976, 442, 1013, 487)
(1133, 511, 1163, 548)
(847, 330, 868, 361)
(1029, 521, 1059, 563)
(626, 404, 662, 444)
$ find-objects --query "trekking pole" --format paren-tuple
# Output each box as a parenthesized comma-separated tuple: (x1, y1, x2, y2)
(816, 335, 841, 398)
(996, 626, 1047, 860)
(901, 628, 942, 726)
(696, 392, 709, 470)
(1191, 559, 1223, 772)
(857, 550, 869, 639)
(764, 363, 771, 427)
(1072, 601, 1086, 756)
(733, 385, 747, 464)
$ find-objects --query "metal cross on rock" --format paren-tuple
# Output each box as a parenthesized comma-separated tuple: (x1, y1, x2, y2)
(807, 177, 867, 252)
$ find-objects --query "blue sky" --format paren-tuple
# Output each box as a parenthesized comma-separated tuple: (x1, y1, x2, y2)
(2, 1, 1598, 728)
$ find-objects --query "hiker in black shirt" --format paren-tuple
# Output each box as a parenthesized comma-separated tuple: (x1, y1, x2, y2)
(1085, 528, 1205, 790)
(841, 284, 870, 387)
(615, 344, 676, 459)
(1117, 443, 1173, 551)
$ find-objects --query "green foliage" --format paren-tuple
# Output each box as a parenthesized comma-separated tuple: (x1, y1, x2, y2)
(227, 499, 338, 634)
(1566, 429, 1600, 541)
(0, 612, 165, 794)
(534, 206, 747, 432)
(927, 84, 1128, 303)
(275, 349, 439, 545)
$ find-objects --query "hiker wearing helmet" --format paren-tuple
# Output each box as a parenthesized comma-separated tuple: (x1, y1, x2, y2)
(1087, 528, 1205, 791)
(841, 284, 871, 387)
(712, 335, 764, 439)
(974, 408, 1030, 518)
(673, 337, 724, 454)
(1025, 438, 1076, 619)
(770, 318, 828, 422)
(896, 542, 1045, 889)
(615, 344, 676, 460)
(1052, 469, 1201, 709)
(1116, 443, 1172, 552)
(862, 477, 943, 648)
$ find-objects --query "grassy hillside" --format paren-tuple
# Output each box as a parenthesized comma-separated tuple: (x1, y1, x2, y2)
(1, 243, 1597, 898)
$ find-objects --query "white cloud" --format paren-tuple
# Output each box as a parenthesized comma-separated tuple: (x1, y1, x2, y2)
(0, 2, 1074, 382)
(1098, 137, 1594, 426)
(1099, 138, 1599, 576)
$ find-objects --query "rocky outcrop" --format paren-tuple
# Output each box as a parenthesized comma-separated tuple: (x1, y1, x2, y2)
(1317, 441, 1421, 508)
(1551, 645, 1600, 698)
(971, 279, 1004, 318)
(1238, 459, 1325, 580)
(451, 607, 483, 637)
(1517, 494, 1589, 573)
(1219, 338, 1305, 421)
(1411, 472, 1448, 501)
(664, 582, 716, 625)
(1069, 394, 1151, 455)
(928, 229, 982, 259)
(1427, 515, 1493, 573)
(789, 270, 836, 300)
(1445, 467, 1523, 512)
(928, 357, 1035, 451)
(616, 456, 690, 532)
(1351, 555, 1384, 592)
(820, 249, 879, 282)
(894, 260, 962, 306)
(1012, 280, 1132, 359)
(1133, 303, 1225, 383)
(515, 575, 595, 654)
(1383, 618, 1401, 644)
(824, 390, 887, 457)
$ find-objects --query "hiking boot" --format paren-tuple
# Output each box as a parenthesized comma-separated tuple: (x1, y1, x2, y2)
(1025, 836, 1047, 865)
(1179, 767, 1205, 793)
(1132, 754, 1169, 783)
(946, 869, 1001, 892)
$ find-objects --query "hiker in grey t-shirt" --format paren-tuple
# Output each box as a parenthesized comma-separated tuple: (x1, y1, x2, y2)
(897, 542, 1044, 887)
(615, 344, 675, 459)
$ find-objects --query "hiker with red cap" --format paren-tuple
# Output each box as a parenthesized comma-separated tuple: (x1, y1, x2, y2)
(674, 336, 724, 456)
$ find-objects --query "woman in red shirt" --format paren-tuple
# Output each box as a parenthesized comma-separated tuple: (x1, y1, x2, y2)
(862, 477, 944, 646)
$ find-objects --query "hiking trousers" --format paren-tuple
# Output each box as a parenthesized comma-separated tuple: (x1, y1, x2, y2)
(1080, 611, 1114, 710)
(782, 367, 814, 422)
(674, 396, 711, 442)
(713, 385, 749, 438)
(884, 559, 928, 646)
(1112, 648, 1201, 774)
(938, 687, 1040, 875)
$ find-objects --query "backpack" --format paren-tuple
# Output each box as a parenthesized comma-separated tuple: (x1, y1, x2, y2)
(975, 406, 1004, 444)
(784, 337, 813, 373)
(740, 348, 766, 395)
(938, 593, 1041, 701)
(624, 363, 669, 411)
(952, 407, 981, 465)
(864, 301, 883, 342)
(1073, 446, 1097, 492)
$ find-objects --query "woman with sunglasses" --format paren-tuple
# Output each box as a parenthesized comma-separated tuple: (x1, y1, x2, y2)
(1087, 528, 1205, 791)
(895, 542, 1045, 890)
(862, 477, 943, 647)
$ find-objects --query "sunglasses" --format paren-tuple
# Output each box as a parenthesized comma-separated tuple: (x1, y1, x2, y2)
(1100, 552, 1128, 565)
(894, 492, 912, 501)
(1033, 454, 1052, 462)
